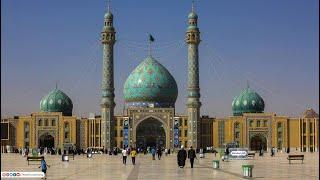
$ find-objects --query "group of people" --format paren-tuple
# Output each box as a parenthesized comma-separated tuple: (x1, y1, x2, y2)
(150, 147, 164, 160)
(121, 148, 137, 165)
(177, 145, 197, 168)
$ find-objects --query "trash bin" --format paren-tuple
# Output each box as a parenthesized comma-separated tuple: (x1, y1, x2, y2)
(87, 153, 92, 158)
(62, 154, 69, 162)
(212, 160, 220, 169)
(242, 165, 254, 177)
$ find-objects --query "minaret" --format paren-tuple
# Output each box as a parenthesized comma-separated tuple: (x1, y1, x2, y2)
(101, 1, 116, 150)
(186, 1, 201, 149)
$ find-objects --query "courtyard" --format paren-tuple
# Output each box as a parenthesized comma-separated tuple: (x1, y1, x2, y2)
(1, 151, 319, 179)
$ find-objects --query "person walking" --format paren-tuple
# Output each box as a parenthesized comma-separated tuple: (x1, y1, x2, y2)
(271, 147, 275, 157)
(164, 148, 168, 156)
(38, 158, 50, 179)
(187, 146, 197, 168)
(157, 147, 162, 160)
(259, 145, 263, 156)
(177, 145, 187, 168)
(151, 147, 156, 160)
(130, 148, 137, 165)
(122, 148, 128, 165)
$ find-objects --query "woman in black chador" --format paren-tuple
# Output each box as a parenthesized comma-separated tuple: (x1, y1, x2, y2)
(177, 145, 187, 168)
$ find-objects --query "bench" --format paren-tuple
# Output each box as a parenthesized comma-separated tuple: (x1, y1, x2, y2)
(27, 156, 44, 165)
(247, 153, 255, 158)
(287, 155, 304, 164)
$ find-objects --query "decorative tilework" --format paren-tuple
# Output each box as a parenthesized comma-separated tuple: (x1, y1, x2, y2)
(232, 87, 265, 116)
(123, 56, 178, 107)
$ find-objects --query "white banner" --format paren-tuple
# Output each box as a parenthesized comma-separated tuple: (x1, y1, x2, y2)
(1, 172, 44, 178)
(228, 148, 249, 159)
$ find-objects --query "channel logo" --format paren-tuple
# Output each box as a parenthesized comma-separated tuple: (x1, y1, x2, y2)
(1, 172, 44, 178)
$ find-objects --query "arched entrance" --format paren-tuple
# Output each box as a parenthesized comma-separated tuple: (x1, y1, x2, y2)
(39, 133, 54, 148)
(136, 118, 166, 149)
(250, 134, 267, 151)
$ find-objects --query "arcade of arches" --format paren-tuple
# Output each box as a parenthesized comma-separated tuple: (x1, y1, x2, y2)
(1, 109, 319, 153)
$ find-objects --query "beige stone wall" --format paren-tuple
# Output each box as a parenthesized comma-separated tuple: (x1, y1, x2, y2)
(211, 112, 319, 152)
(4, 109, 318, 152)
(288, 118, 300, 149)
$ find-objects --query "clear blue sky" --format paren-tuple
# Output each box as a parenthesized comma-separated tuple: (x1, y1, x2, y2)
(1, 0, 319, 118)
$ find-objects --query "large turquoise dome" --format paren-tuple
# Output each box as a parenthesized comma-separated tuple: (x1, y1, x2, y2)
(124, 56, 178, 108)
(40, 88, 73, 116)
(232, 87, 265, 116)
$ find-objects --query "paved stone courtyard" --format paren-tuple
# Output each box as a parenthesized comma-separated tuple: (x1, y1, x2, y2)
(1, 152, 319, 179)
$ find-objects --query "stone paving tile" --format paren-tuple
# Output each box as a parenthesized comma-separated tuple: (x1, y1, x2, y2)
(1, 152, 319, 180)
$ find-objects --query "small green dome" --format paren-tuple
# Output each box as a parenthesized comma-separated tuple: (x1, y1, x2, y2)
(104, 12, 113, 19)
(232, 87, 265, 116)
(123, 56, 178, 108)
(188, 12, 198, 19)
(40, 88, 73, 116)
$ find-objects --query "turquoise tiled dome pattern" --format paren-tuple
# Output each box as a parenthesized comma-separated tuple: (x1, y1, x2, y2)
(124, 56, 178, 108)
(232, 87, 265, 116)
(40, 88, 73, 116)
(188, 12, 198, 19)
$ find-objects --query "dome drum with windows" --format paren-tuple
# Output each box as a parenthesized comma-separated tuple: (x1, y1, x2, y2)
(40, 88, 73, 116)
(232, 87, 265, 116)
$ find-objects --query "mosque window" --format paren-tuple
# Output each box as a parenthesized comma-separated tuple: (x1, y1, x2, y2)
(185, 130, 188, 136)
(179, 119, 182, 126)
(263, 120, 267, 127)
(64, 132, 69, 139)
(185, 120, 188, 126)
(120, 130, 123, 137)
(234, 122, 240, 129)
(51, 119, 56, 126)
(65, 122, 69, 129)
(25, 132, 29, 138)
(192, 34, 195, 40)
(303, 123, 306, 133)
(235, 132, 240, 139)
(115, 119, 117, 126)
(234, 122, 240, 141)
(24, 122, 30, 132)
(277, 122, 282, 128)
(44, 119, 48, 126)
(310, 122, 313, 133)
(38, 119, 42, 126)
(278, 132, 282, 138)
(24, 122, 30, 143)
(310, 136, 313, 145)
(257, 120, 260, 127)
(249, 120, 253, 127)
(277, 141, 282, 149)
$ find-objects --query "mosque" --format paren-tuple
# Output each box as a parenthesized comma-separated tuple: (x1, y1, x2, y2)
(1, 3, 319, 153)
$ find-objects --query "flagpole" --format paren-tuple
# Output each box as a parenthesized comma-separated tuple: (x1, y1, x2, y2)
(149, 39, 151, 56)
